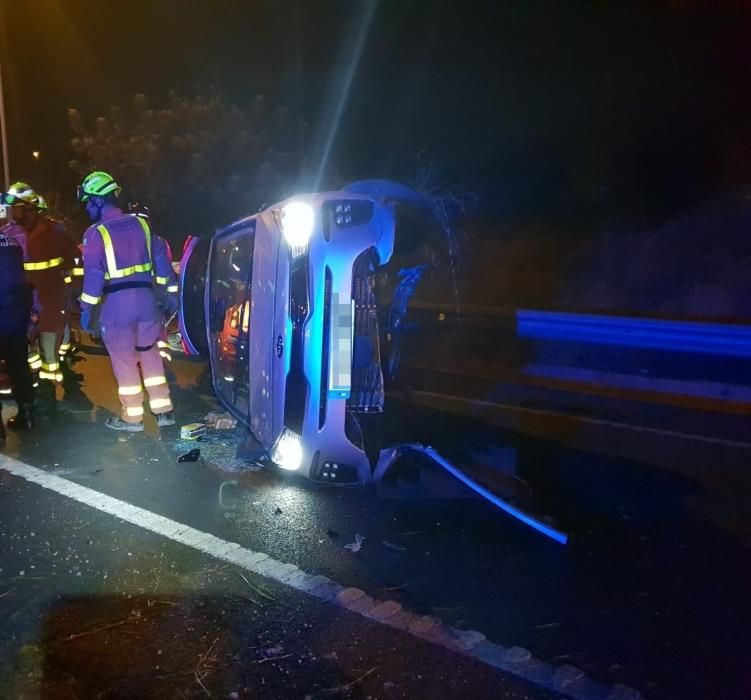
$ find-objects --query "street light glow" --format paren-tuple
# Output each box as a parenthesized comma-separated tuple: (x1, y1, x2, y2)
(32, 151, 40, 160)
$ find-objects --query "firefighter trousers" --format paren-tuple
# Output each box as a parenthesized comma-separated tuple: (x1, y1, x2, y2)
(0, 331, 34, 405)
(38, 331, 62, 382)
(101, 321, 173, 423)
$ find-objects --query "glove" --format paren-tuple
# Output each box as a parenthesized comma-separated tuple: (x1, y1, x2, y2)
(164, 293, 178, 319)
(80, 307, 92, 333)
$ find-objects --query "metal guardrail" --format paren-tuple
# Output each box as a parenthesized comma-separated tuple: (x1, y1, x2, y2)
(408, 301, 514, 319)
(517, 310, 751, 359)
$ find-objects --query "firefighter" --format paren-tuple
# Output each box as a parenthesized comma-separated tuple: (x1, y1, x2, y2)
(1, 211, 40, 376)
(77, 171, 175, 431)
(1, 218, 27, 256)
(4, 183, 77, 403)
(34, 195, 76, 363)
(128, 203, 179, 362)
(0, 224, 35, 440)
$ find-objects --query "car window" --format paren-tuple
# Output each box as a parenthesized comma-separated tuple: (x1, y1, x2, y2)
(208, 228, 255, 415)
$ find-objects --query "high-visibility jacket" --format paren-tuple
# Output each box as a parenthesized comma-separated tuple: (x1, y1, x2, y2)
(153, 235, 179, 294)
(24, 218, 77, 335)
(80, 211, 173, 328)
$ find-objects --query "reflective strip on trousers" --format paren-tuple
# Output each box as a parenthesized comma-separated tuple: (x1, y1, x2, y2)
(167, 285, 178, 293)
(149, 398, 172, 411)
(64, 276, 72, 284)
(72, 267, 84, 276)
(158, 340, 172, 359)
(118, 385, 142, 396)
(143, 375, 167, 387)
(126, 406, 144, 417)
(39, 370, 63, 382)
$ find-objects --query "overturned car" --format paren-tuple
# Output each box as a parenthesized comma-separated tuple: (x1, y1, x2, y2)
(180, 190, 397, 485)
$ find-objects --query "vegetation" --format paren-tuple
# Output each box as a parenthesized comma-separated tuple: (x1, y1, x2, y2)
(69, 92, 317, 244)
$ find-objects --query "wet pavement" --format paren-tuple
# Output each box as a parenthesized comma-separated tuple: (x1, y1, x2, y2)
(1, 347, 750, 699)
(0, 477, 553, 700)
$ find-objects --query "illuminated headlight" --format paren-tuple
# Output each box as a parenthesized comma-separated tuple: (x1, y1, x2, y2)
(277, 202, 314, 258)
(271, 428, 303, 471)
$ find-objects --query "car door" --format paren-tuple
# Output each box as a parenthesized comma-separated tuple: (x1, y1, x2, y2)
(206, 224, 256, 420)
(178, 235, 210, 356)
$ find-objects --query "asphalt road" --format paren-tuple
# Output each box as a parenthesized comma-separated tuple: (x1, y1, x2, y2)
(1, 348, 749, 699)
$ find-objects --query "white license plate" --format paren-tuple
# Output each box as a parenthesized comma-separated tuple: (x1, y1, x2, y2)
(328, 293, 354, 398)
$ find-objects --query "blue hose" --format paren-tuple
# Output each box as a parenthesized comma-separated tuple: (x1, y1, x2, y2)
(406, 444, 568, 545)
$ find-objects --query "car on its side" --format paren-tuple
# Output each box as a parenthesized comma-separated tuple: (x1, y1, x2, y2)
(180, 191, 396, 485)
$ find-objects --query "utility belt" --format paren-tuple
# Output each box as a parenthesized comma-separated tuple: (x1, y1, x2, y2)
(102, 280, 154, 296)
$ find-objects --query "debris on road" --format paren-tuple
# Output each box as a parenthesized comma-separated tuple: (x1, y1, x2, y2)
(252, 653, 293, 665)
(172, 419, 264, 472)
(535, 622, 561, 630)
(194, 636, 219, 696)
(180, 423, 207, 440)
(382, 540, 406, 552)
(383, 583, 409, 592)
(204, 411, 238, 430)
(324, 666, 378, 693)
(261, 644, 284, 657)
(344, 534, 365, 552)
(218, 480, 238, 509)
(178, 449, 201, 463)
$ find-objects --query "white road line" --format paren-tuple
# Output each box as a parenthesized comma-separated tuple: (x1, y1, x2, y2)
(0, 454, 641, 700)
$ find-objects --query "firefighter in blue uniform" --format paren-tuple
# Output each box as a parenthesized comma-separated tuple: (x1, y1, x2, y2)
(0, 225, 34, 443)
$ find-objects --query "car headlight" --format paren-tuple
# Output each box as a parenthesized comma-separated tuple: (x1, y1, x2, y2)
(277, 202, 314, 258)
(271, 428, 304, 471)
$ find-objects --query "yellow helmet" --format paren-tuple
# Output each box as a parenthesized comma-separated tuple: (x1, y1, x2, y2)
(77, 170, 121, 202)
(3, 181, 44, 208)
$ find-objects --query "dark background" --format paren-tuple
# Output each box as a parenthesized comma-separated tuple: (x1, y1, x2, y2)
(3, 0, 751, 225)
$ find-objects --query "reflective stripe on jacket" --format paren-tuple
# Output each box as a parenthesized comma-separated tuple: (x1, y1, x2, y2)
(153, 235, 178, 293)
(98, 216, 153, 279)
(81, 212, 155, 306)
(24, 217, 77, 334)
(24, 256, 64, 271)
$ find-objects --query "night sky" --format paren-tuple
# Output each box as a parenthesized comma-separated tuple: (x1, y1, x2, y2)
(2, 0, 751, 222)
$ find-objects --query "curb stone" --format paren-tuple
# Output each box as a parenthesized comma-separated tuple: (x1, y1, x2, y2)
(0, 457, 645, 700)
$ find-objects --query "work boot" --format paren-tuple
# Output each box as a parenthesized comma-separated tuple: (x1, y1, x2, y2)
(7, 403, 34, 431)
(105, 417, 144, 432)
(156, 412, 175, 428)
(35, 382, 57, 414)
